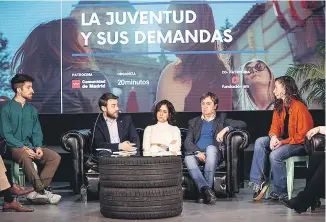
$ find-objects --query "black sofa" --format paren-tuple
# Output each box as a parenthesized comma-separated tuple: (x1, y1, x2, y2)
(60, 127, 249, 198)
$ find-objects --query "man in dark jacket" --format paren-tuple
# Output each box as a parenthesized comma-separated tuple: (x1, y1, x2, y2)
(184, 92, 246, 204)
(92, 93, 140, 155)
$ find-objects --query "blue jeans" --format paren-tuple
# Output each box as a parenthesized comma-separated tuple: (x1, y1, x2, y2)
(250, 136, 306, 196)
(184, 145, 221, 192)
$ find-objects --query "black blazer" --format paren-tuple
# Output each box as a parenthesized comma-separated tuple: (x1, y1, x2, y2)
(92, 114, 140, 152)
(184, 113, 247, 154)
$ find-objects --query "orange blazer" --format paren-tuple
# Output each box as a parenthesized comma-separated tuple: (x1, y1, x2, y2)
(268, 99, 314, 145)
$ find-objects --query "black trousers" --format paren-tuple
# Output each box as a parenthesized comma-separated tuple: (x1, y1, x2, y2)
(298, 152, 325, 203)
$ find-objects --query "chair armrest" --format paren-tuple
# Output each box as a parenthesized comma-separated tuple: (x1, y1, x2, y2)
(60, 129, 92, 153)
(222, 129, 250, 195)
(60, 129, 91, 194)
(223, 129, 250, 150)
(305, 133, 325, 156)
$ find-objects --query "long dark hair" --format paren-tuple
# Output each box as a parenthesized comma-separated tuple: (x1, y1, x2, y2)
(153, 100, 177, 125)
(274, 76, 306, 114)
(170, 4, 229, 85)
(11, 18, 89, 83)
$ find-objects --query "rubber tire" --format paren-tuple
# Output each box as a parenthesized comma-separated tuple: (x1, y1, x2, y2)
(100, 187, 183, 219)
(99, 166, 181, 175)
(100, 196, 182, 207)
(101, 203, 182, 212)
(100, 186, 182, 197)
(99, 156, 182, 188)
(99, 156, 182, 166)
(99, 157, 183, 219)
(100, 208, 182, 219)
(100, 186, 183, 207)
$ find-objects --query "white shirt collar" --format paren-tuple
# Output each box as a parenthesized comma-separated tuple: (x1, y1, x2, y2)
(201, 113, 216, 122)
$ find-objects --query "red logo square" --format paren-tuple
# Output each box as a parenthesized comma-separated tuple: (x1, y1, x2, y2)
(231, 76, 239, 84)
(72, 80, 81, 89)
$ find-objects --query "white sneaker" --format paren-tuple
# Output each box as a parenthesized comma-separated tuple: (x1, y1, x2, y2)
(44, 190, 61, 204)
(26, 191, 48, 204)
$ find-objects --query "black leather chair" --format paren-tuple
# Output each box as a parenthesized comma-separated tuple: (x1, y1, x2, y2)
(181, 129, 250, 198)
(304, 132, 325, 207)
(60, 128, 145, 198)
(61, 127, 249, 198)
(304, 133, 325, 156)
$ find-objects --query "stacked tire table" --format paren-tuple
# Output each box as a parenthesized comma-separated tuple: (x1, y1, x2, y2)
(99, 156, 183, 219)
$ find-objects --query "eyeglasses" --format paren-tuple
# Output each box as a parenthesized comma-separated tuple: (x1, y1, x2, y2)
(244, 62, 267, 75)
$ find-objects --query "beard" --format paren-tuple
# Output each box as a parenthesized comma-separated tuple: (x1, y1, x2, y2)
(23, 94, 33, 100)
(106, 111, 119, 119)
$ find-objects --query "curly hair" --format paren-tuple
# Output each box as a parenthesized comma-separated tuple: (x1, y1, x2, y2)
(274, 76, 306, 114)
(153, 100, 177, 125)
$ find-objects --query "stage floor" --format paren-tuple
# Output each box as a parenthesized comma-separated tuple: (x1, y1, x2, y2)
(1, 181, 324, 222)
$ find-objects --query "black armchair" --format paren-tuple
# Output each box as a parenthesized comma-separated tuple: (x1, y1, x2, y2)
(304, 132, 325, 207)
(60, 129, 92, 194)
(61, 128, 249, 198)
(60, 128, 145, 197)
(304, 133, 325, 156)
(181, 129, 250, 198)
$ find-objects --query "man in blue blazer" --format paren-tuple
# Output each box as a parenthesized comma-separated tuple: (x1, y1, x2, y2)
(92, 93, 140, 155)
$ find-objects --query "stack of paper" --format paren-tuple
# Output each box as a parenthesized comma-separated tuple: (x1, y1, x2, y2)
(112, 148, 137, 156)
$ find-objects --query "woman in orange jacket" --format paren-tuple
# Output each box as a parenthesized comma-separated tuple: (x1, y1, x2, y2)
(249, 76, 313, 201)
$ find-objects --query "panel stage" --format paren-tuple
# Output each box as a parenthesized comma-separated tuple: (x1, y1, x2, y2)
(0, 181, 324, 222)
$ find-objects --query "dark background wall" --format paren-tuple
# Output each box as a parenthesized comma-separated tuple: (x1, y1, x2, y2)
(40, 110, 325, 146)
